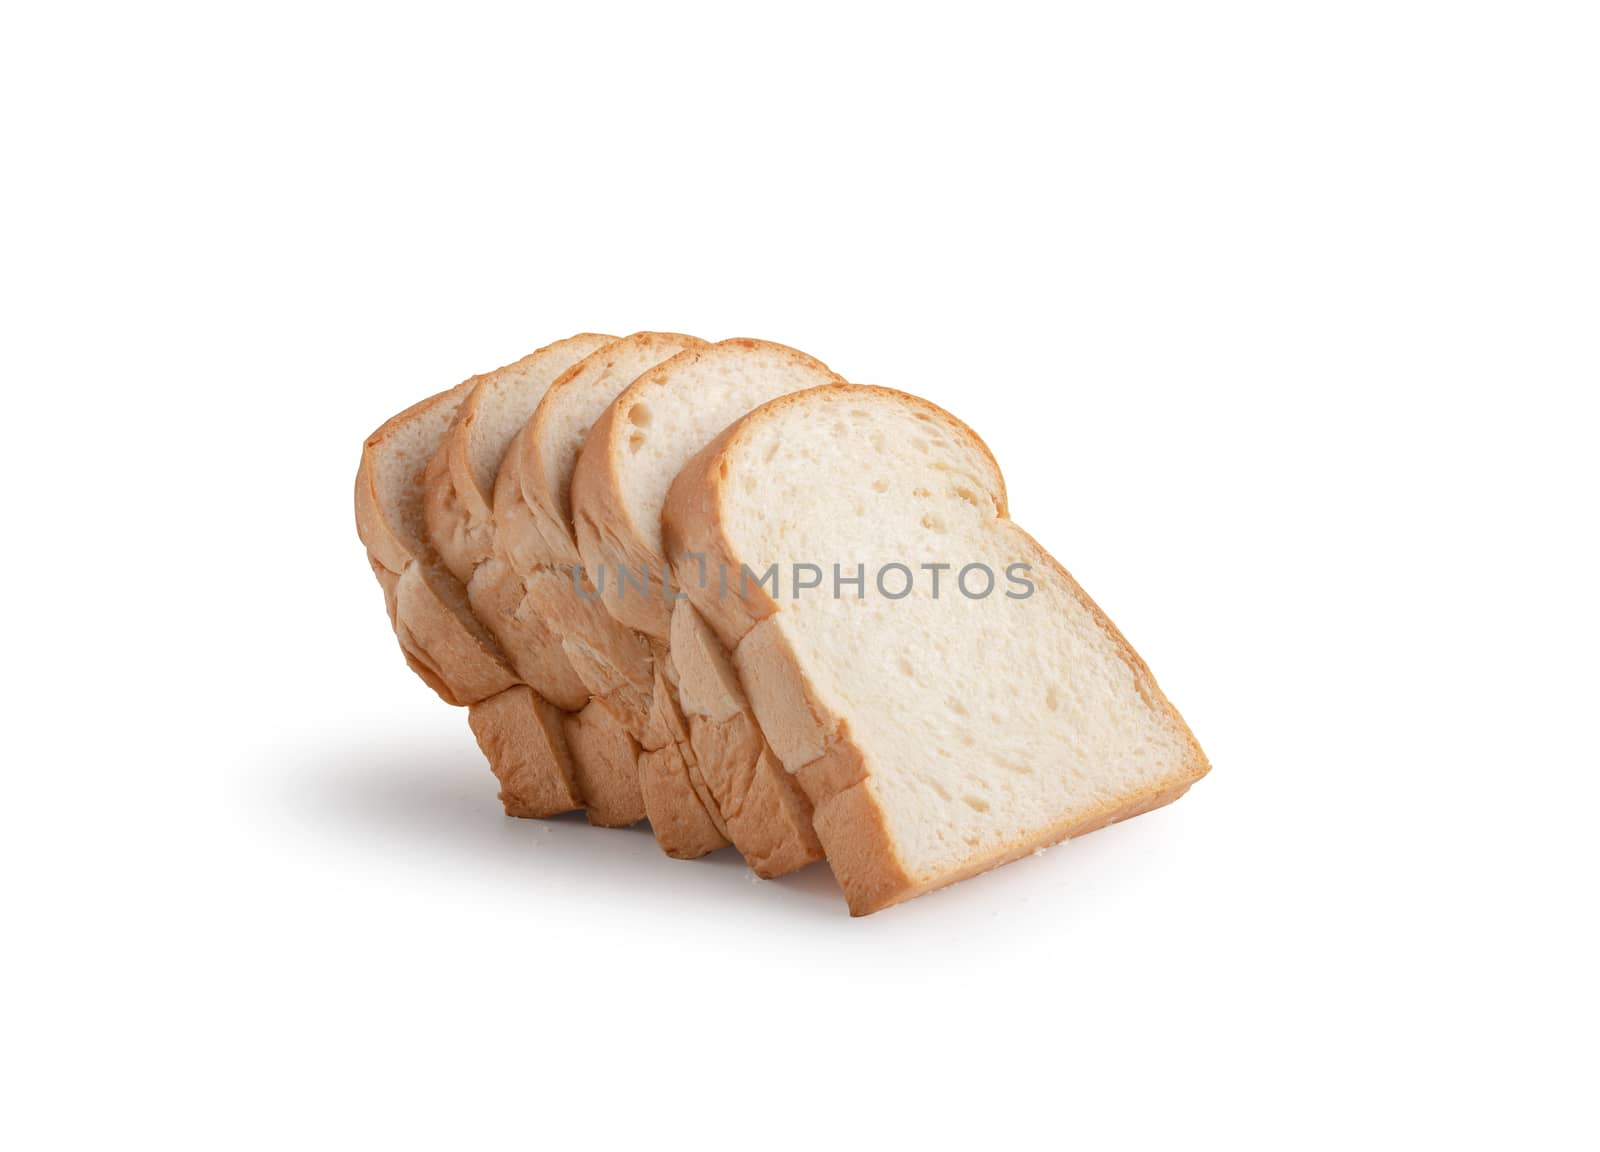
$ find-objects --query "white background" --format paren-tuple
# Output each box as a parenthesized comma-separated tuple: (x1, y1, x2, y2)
(3, 3, 1595, 1148)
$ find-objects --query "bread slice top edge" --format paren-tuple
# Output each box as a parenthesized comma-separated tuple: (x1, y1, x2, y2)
(424, 333, 615, 583)
(520, 331, 709, 547)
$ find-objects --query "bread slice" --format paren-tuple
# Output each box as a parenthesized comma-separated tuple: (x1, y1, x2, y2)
(354, 340, 607, 817)
(474, 332, 714, 843)
(570, 339, 843, 875)
(356, 392, 573, 817)
(416, 333, 638, 822)
(355, 381, 518, 708)
(663, 385, 1211, 914)
(424, 332, 614, 580)
(478, 333, 703, 720)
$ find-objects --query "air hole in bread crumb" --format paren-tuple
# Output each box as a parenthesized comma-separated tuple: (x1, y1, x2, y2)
(627, 404, 652, 427)
(963, 795, 990, 813)
(1045, 687, 1059, 711)
(922, 513, 945, 533)
(913, 439, 929, 453)
(946, 698, 968, 716)
(952, 486, 981, 507)
(912, 486, 930, 498)
(870, 433, 885, 453)
(831, 421, 848, 438)
(850, 409, 869, 420)
(629, 432, 646, 453)
(871, 478, 889, 493)
(898, 657, 915, 677)
(763, 441, 780, 463)
(960, 733, 976, 747)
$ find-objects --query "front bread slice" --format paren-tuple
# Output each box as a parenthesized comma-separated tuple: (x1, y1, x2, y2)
(569, 339, 844, 872)
(663, 385, 1211, 914)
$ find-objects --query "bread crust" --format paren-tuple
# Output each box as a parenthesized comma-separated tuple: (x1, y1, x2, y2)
(662, 385, 1207, 914)
(468, 686, 583, 817)
(564, 699, 645, 827)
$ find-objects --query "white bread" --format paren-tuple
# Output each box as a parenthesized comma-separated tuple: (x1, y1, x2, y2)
(424, 333, 613, 584)
(472, 333, 704, 838)
(479, 333, 701, 721)
(427, 334, 615, 709)
(421, 333, 687, 828)
(570, 339, 842, 875)
(355, 376, 578, 817)
(663, 385, 1210, 914)
(354, 381, 518, 707)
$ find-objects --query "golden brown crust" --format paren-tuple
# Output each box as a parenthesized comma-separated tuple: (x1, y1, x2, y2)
(391, 561, 518, 705)
(564, 699, 645, 827)
(468, 687, 582, 818)
(638, 744, 728, 859)
(463, 555, 590, 710)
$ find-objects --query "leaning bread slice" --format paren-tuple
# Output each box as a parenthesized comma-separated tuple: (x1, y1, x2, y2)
(663, 385, 1211, 914)
(417, 333, 641, 822)
(424, 332, 614, 707)
(480, 333, 702, 724)
(570, 339, 843, 874)
(355, 380, 517, 708)
(478, 332, 714, 845)
(354, 343, 603, 817)
(415, 334, 637, 822)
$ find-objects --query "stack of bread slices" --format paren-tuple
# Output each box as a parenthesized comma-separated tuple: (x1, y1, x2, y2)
(355, 334, 1209, 915)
